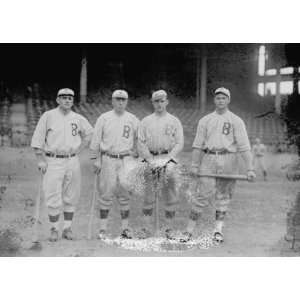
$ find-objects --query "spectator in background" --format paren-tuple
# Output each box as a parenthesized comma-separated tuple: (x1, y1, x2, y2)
(252, 138, 267, 181)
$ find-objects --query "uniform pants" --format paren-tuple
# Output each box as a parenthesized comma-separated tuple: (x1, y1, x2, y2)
(43, 156, 81, 215)
(191, 153, 238, 213)
(97, 155, 135, 210)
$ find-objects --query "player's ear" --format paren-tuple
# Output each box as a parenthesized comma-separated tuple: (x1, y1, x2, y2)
(166, 99, 169, 106)
(56, 97, 60, 104)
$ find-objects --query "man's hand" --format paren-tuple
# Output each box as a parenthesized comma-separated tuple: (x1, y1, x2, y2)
(247, 170, 256, 181)
(38, 161, 47, 174)
(93, 160, 102, 175)
(150, 157, 170, 169)
(129, 149, 139, 158)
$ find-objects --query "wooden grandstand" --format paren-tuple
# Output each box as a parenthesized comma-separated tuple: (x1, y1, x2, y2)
(0, 93, 288, 150)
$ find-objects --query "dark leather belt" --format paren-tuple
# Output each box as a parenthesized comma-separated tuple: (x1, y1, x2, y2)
(45, 152, 76, 158)
(150, 150, 169, 156)
(203, 149, 229, 155)
(103, 152, 130, 159)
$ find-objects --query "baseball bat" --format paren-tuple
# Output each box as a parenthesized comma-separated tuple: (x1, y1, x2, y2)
(32, 173, 43, 243)
(190, 173, 249, 181)
(87, 174, 98, 240)
(154, 187, 160, 237)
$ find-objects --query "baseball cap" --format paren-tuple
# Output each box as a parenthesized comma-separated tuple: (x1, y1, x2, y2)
(214, 87, 230, 99)
(57, 88, 75, 97)
(152, 90, 167, 101)
(112, 90, 128, 99)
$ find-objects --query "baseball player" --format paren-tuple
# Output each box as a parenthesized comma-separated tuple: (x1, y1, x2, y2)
(252, 137, 267, 181)
(90, 89, 139, 240)
(31, 88, 93, 242)
(137, 90, 184, 239)
(181, 87, 255, 243)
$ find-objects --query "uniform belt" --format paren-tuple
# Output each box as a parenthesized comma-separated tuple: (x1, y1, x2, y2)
(103, 152, 130, 159)
(45, 152, 76, 158)
(203, 149, 229, 155)
(150, 150, 169, 156)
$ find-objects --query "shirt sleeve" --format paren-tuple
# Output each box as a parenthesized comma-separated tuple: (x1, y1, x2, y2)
(169, 118, 184, 160)
(137, 119, 152, 160)
(79, 116, 94, 137)
(192, 118, 206, 149)
(31, 112, 48, 149)
(90, 116, 104, 153)
(234, 118, 251, 152)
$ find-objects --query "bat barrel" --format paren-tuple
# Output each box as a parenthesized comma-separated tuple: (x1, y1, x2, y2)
(188, 173, 249, 181)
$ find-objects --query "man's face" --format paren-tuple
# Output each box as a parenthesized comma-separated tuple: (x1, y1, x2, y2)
(255, 138, 260, 144)
(152, 98, 168, 113)
(57, 95, 74, 110)
(112, 97, 128, 113)
(214, 93, 230, 110)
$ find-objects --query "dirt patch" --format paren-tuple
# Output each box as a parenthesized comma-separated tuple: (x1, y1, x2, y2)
(0, 227, 22, 256)
(0, 147, 299, 256)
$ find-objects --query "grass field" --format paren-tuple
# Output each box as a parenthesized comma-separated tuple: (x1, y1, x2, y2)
(0, 147, 299, 257)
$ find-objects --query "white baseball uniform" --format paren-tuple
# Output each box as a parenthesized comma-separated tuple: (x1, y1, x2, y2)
(191, 109, 251, 213)
(252, 143, 267, 172)
(138, 112, 184, 210)
(90, 110, 140, 210)
(31, 107, 93, 214)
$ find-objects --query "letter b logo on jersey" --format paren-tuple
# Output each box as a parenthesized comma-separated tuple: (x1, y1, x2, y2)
(71, 123, 78, 136)
(122, 125, 131, 139)
(222, 122, 231, 135)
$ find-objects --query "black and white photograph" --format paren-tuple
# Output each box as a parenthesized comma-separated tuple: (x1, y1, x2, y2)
(2, 2, 300, 300)
(0, 43, 299, 257)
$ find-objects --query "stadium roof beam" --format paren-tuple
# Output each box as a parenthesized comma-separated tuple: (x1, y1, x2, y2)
(196, 45, 207, 112)
(80, 47, 87, 103)
(275, 64, 281, 114)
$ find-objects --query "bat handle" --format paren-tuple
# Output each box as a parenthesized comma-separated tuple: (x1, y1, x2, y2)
(33, 173, 43, 242)
(87, 174, 98, 240)
(154, 179, 160, 237)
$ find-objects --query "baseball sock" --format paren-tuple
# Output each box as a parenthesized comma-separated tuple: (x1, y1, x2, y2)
(63, 212, 74, 230)
(121, 210, 130, 230)
(49, 214, 59, 231)
(99, 209, 109, 231)
(186, 210, 200, 233)
(165, 210, 175, 229)
(143, 208, 153, 229)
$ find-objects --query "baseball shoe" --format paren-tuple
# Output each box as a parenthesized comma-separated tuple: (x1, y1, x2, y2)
(213, 231, 224, 243)
(120, 228, 133, 239)
(138, 228, 152, 239)
(49, 227, 59, 242)
(62, 227, 74, 240)
(165, 228, 176, 240)
(179, 231, 192, 243)
(97, 229, 108, 240)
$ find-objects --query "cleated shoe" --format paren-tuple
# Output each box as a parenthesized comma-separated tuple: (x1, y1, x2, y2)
(49, 227, 59, 242)
(165, 228, 176, 240)
(120, 228, 133, 239)
(62, 227, 74, 240)
(213, 231, 224, 243)
(97, 229, 108, 240)
(138, 228, 152, 239)
(179, 231, 192, 243)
